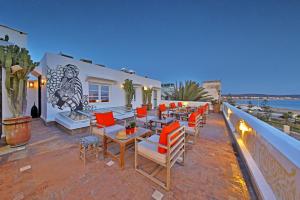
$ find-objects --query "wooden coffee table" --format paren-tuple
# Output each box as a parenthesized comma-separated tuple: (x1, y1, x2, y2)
(103, 127, 152, 169)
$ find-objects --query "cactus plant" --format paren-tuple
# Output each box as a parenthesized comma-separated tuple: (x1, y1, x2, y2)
(146, 88, 153, 105)
(0, 45, 37, 117)
(142, 87, 147, 105)
(122, 79, 135, 108)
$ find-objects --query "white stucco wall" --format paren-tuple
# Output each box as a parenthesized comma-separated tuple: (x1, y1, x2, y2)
(0, 25, 27, 48)
(39, 53, 161, 122)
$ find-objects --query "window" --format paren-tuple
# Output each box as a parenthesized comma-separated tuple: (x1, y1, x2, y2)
(133, 88, 136, 101)
(88, 83, 110, 103)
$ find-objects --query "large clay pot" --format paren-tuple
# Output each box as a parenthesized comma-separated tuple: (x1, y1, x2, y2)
(213, 104, 221, 113)
(3, 116, 32, 147)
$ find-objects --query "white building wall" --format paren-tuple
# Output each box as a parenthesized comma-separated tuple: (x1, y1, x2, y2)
(0, 25, 27, 48)
(39, 53, 161, 122)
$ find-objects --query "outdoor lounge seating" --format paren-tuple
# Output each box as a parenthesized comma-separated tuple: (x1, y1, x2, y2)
(179, 111, 201, 143)
(159, 104, 169, 118)
(135, 106, 156, 128)
(90, 111, 125, 137)
(135, 121, 185, 190)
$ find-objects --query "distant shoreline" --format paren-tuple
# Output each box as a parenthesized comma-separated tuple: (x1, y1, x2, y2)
(271, 107, 300, 115)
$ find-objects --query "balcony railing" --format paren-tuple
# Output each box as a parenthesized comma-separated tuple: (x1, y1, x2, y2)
(223, 102, 300, 200)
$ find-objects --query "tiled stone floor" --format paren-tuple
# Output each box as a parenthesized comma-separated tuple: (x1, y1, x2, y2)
(0, 113, 254, 200)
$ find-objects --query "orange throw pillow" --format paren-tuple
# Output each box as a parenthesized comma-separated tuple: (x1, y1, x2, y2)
(188, 112, 198, 127)
(136, 107, 147, 118)
(95, 112, 115, 128)
(170, 102, 176, 109)
(158, 121, 180, 154)
(159, 104, 166, 112)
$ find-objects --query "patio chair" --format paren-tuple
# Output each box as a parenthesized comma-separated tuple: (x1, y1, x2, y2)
(90, 111, 125, 138)
(177, 102, 183, 107)
(197, 106, 206, 125)
(179, 111, 201, 143)
(159, 104, 169, 118)
(135, 121, 185, 190)
(135, 106, 156, 128)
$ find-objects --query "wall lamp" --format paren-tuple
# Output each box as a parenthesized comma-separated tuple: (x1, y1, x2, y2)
(28, 81, 34, 88)
(41, 79, 46, 85)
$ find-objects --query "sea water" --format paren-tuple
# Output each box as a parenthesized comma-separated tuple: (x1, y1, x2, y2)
(236, 99, 300, 111)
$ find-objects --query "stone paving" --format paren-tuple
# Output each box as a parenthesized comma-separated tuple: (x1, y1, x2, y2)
(0, 113, 253, 200)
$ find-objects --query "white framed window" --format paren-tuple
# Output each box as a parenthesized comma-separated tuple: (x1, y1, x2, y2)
(88, 83, 110, 103)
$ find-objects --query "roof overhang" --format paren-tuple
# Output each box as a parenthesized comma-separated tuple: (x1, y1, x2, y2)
(86, 76, 117, 85)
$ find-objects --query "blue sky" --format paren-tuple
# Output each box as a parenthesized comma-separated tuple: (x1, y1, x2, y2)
(1, 0, 299, 94)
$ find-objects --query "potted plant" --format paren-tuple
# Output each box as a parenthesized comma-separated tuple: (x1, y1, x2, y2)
(211, 99, 221, 113)
(142, 87, 148, 108)
(122, 79, 135, 109)
(0, 45, 37, 146)
(129, 121, 136, 134)
(146, 88, 153, 110)
(125, 125, 131, 135)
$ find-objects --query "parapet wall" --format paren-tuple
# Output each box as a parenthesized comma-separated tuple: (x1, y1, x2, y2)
(223, 102, 300, 200)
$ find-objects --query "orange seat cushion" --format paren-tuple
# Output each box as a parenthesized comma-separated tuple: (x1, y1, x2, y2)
(169, 102, 176, 109)
(136, 107, 147, 118)
(95, 112, 115, 128)
(158, 121, 180, 154)
(178, 102, 183, 107)
(188, 112, 198, 127)
(159, 104, 167, 112)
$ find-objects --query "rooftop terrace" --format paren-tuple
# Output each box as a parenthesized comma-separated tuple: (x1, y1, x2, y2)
(0, 113, 254, 200)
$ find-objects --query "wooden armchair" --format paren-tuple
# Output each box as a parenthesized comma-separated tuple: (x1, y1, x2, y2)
(179, 111, 201, 143)
(135, 122, 185, 190)
(90, 111, 125, 137)
(135, 106, 156, 128)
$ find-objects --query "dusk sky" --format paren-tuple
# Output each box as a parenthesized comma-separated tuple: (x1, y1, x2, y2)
(1, 0, 299, 94)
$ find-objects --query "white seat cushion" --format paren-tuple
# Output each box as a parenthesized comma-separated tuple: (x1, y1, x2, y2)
(179, 121, 195, 135)
(137, 135, 166, 164)
(105, 124, 125, 134)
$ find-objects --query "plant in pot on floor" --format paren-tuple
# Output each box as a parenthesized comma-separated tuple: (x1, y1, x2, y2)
(122, 79, 135, 109)
(0, 45, 37, 147)
(145, 87, 153, 111)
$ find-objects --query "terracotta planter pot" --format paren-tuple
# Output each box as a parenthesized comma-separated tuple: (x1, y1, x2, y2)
(3, 116, 32, 147)
(213, 104, 221, 113)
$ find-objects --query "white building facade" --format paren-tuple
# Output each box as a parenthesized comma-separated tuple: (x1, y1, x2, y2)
(0, 25, 38, 122)
(36, 53, 161, 123)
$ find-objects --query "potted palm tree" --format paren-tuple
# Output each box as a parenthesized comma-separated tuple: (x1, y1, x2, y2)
(0, 45, 37, 147)
(142, 87, 148, 108)
(146, 88, 153, 110)
(122, 79, 135, 109)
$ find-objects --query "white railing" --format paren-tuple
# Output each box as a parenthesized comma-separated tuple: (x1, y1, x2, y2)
(223, 102, 300, 200)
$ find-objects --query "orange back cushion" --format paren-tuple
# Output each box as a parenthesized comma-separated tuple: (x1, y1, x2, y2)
(159, 104, 166, 112)
(169, 102, 176, 109)
(95, 112, 115, 127)
(198, 107, 204, 115)
(158, 121, 180, 154)
(188, 112, 198, 127)
(136, 107, 147, 118)
(178, 102, 183, 107)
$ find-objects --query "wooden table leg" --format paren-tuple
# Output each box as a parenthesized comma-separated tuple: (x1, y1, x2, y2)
(103, 135, 107, 158)
(119, 143, 126, 169)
